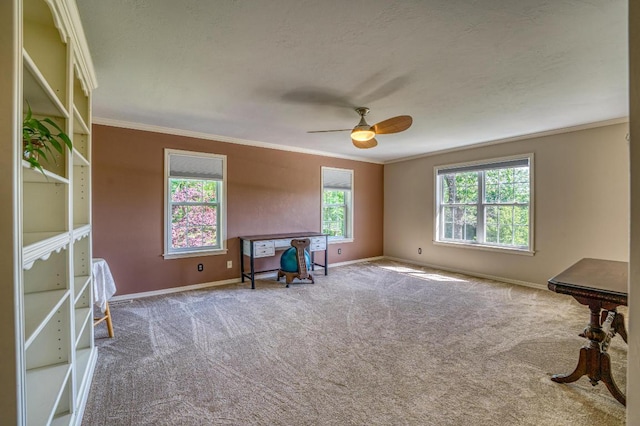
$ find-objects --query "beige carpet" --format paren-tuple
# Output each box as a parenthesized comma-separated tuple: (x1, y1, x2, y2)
(83, 260, 627, 425)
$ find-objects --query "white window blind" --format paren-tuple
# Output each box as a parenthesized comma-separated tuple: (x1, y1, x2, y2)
(169, 153, 224, 180)
(323, 168, 353, 190)
(437, 158, 529, 175)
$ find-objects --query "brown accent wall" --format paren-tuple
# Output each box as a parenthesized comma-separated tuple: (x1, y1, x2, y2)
(92, 124, 383, 295)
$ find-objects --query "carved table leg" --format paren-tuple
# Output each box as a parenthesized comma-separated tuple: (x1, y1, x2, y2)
(600, 352, 626, 405)
(551, 301, 626, 406)
(600, 309, 626, 343)
(612, 312, 628, 344)
(551, 346, 588, 383)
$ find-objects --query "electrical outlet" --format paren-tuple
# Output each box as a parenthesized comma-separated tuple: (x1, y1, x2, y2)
(337, 248, 342, 255)
(197, 263, 204, 272)
(227, 260, 232, 269)
(418, 248, 422, 254)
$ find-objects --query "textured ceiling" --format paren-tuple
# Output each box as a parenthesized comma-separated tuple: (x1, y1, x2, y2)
(77, 0, 628, 163)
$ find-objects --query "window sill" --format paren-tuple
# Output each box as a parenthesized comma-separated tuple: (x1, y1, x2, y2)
(433, 240, 535, 256)
(163, 249, 228, 260)
(328, 238, 353, 244)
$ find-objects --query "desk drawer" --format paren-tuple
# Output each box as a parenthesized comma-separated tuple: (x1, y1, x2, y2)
(243, 240, 276, 258)
(254, 247, 275, 257)
(253, 241, 275, 258)
(274, 239, 292, 249)
(309, 237, 326, 251)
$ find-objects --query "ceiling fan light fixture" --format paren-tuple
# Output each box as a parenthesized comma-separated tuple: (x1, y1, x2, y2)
(351, 126, 375, 142)
(307, 106, 412, 149)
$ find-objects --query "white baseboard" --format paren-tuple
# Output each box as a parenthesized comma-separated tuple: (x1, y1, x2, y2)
(109, 256, 386, 301)
(112, 255, 531, 303)
(110, 277, 241, 302)
(383, 256, 547, 291)
(329, 256, 385, 268)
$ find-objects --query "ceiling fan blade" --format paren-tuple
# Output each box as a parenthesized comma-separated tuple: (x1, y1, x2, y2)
(372, 115, 413, 134)
(307, 129, 352, 133)
(352, 137, 378, 149)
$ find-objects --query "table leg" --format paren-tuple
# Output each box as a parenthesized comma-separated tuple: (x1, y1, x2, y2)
(612, 312, 628, 343)
(551, 302, 626, 406)
(600, 352, 626, 405)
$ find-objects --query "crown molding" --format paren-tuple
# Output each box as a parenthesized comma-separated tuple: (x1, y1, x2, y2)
(56, 0, 98, 90)
(94, 116, 629, 166)
(385, 117, 630, 164)
(92, 117, 384, 164)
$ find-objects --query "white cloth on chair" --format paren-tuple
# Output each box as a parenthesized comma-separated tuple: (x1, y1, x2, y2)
(92, 258, 117, 313)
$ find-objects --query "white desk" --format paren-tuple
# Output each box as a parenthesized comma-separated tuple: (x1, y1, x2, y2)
(239, 232, 328, 289)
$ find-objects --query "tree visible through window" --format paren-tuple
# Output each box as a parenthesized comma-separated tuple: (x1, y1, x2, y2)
(322, 167, 353, 240)
(436, 155, 533, 251)
(170, 179, 219, 249)
(323, 189, 347, 237)
(165, 149, 226, 257)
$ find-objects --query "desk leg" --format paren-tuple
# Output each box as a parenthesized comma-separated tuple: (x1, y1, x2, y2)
(551, 302, 626, 406)
(240, 240, 245, 283)
(324, 246, 328, 275)
(250, 247, 256, 290)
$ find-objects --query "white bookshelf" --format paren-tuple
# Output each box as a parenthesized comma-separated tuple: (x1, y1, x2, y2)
(73, 275, 91, 302)
(26, 364, 72, 426)
(23, 289, 69, 347)
(6, 0, 99, 424)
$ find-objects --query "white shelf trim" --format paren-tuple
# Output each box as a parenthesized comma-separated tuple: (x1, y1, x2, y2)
(23, 231, 70, 270)
(72, 224, 91, 241)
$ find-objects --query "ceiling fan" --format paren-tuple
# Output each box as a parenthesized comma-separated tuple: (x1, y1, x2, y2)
(308, 107, 413, 149)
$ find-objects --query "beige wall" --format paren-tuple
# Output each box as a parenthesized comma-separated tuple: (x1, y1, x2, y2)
(0, 1, 20, 423)
(628, 0, 639, 422)
(384, 123, 629, 286)
(92, 124, 384, 296)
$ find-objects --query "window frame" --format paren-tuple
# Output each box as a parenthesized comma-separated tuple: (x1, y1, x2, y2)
(163, 149, 227, 259)
(321, 166, 354, 243)
(433, 154, 535, 255)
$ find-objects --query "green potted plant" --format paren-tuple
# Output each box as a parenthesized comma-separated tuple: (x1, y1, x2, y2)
(22, 102, 73, 176)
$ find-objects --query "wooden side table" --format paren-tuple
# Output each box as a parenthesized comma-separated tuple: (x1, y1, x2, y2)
(548, 258, 628, 405)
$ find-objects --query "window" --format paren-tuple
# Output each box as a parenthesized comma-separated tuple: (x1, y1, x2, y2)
(321, 167, 353, 242)
(164, 149, 227, 258)
(434, 154, 533, 253)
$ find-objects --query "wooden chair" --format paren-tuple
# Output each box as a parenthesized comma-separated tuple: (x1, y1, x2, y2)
(94, 302, 114, 338)
(277, 238, 314, 287)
